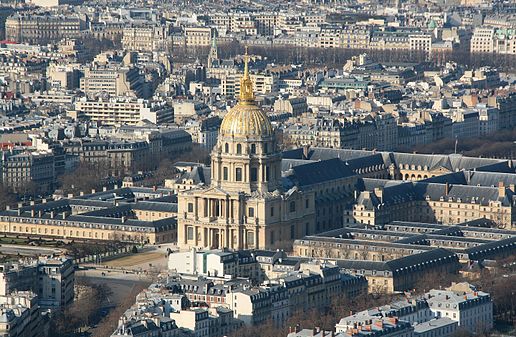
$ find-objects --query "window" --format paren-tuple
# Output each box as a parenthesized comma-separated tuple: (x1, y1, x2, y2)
(264, 143, 268, 153)
(289, 201, 296, 212)
(187, 227, 194, 240)
(247, 231, 254, 246)
(270, 207, 274, 217)
(188, 203, 194, 212)
(290, 225, 295, 239)
(224, 143, 229, 153)
(250, 167, 258, 182)
(236, 144, 242, 154)
(270, 230, 274, 244)
(305, 199, 309, 208)
(236, 168, 242, 181)
(248, 207, 255, 218)
(250, 144, 256, 154)
(223, 167, 228, 180)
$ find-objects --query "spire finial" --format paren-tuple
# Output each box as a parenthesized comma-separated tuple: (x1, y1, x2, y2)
(239, 46, 254, 103)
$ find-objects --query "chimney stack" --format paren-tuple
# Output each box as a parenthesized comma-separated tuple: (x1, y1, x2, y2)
(498, 182, 506, 199)
(374, 187, 384, 203)
(91, 189, 96, 194)
(445, 182, 449, 196)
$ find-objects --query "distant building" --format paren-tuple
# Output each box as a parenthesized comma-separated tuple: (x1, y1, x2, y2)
(69, 97, 174, 126)
(5, 14, 84, 44)
(0, 257, 74, 309)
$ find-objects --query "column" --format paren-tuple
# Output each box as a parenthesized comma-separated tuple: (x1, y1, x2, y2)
(255, 228, 259, 249)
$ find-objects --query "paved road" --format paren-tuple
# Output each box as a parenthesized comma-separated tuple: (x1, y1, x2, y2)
(0, 244, 62, 256)
(77, 270, 151, 306)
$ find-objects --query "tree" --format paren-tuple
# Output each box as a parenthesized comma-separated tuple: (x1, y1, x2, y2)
(58, 161, 109, 195)
(0, 184, 16, 210)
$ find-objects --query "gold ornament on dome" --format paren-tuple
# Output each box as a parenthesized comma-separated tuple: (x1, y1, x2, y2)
(219, 47, 274, 138)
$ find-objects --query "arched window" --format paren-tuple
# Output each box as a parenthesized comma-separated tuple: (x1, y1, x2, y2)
(236, 168, 242, 181)
(236, 144, 242, 154)
(224, 143, 229, 153)
(250, 144, 256, 154)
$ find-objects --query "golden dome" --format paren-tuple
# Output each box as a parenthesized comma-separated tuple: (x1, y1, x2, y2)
(219, 47, 273, 139)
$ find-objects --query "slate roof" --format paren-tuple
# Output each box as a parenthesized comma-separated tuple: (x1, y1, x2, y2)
(356, 178, 515, 209)
(285, 158, 355, 187)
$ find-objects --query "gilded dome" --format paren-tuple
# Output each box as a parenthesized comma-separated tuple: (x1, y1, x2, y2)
(219, 47, 273, 139)
(220, 103, 274, 138)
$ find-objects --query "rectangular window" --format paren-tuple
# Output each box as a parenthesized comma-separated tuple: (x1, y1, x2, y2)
(290, 225, 295, 239)
(248, 207, 254, 218)
(247, 231, 254, 246)
(250, 167, 258, 182)
(223, 167, 228, 180)
(236, 168, 242, 181)
(305, 199, 309, 208)
(188, 203, 194, 213)
(187, 227, 194, 240)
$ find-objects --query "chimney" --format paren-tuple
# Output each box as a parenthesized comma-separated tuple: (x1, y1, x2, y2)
(38, 210, 43, 217)
(445, 182, 449, 196)
(303, 145, 310, 159)
(41, 198, 47, 204)
(30, 201, 35, 206)
(91, 189, 96, 194)
(121, 216, 126, 223)
(374, 187, 384, 203)
(103, 187, 107, 192)
(50, 211, 55, 218)
(498, 182, 505, 199)
(67, 193, 73, 199)
(31, 210, 35, 217)
(5, 205, 9, 210)
(62, 212, 67, 219)
(17, 203, 23, 208)
(80, 191, 84, 196)
(17, 209, 21, 216)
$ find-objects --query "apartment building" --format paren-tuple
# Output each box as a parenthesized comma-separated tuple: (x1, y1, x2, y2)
(80, 64, 146, 98)
(0, 257, 74, 309)
(122, 26, 170, 52)
(471, 27, 516, 55)
(69, 97, 174, 126)
(1, 150, 55, 193)
(184, 27, 214, 47)
(5, 13, 84, 44)
(426, 284, 493, 333)
(0, 291, 48, 337)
